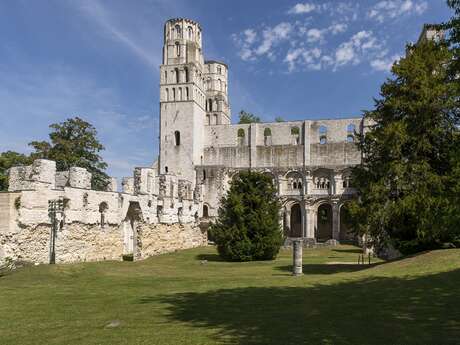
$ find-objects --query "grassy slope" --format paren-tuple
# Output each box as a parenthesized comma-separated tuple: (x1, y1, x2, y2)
(0, 245, 459, 345)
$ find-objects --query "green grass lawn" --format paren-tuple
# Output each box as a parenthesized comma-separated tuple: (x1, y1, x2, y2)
(1, 245, 459, 345)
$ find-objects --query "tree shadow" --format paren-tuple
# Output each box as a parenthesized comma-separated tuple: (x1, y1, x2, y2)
(196, 253, 224, 262)
(331, 248, 363, 254)
(148, 269, 460, 345)
(275, 263, 380, 275)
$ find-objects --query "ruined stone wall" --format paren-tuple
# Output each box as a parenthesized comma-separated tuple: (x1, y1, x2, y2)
(202, 118, 362, 169)
(138, 222, 207, 258)
(0, 221, 206, 264)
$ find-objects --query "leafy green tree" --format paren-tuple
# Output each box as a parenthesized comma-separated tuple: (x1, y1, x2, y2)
(0, 151, 31, 191)
(275, 117, 285, 122)
(348, 39, 460, 254)
(210, 171, 283, 261)
(238, 110, 261, 124)
(29, 117, 109, 190)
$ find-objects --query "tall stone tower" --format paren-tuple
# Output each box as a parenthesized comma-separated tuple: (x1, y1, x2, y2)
(204, 61, 231, 125)
(159, 18, 207, 185)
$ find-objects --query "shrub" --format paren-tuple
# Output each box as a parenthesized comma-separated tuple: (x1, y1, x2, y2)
(209, 171, 283, 261)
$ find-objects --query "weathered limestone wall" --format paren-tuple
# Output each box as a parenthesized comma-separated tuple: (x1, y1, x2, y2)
(0, 221, 206, 264)
(139, 222, 207, 258)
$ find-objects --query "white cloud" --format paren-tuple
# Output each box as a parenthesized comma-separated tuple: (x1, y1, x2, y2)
(255, 22, 293, 56)
(368, 0, 428, 23)
(243, 29, 257, 44)
(287, 3, 317, 14)
(306, 28, 324, 43)
(333, 31, 382, 69)
(284, 47, 322, 72)
(329, 23, 348, 34)
(370, 54, 401, 71)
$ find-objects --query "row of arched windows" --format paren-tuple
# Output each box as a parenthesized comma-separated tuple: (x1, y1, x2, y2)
(318, 123, 357, 145)
(170, 24, 198, 41)
(206, 114, 219, 125)
(205, 78, 226, 92)
(206, 64, 224, 75)
(165, 67, 189, 84)
(164, 87, 190, 101)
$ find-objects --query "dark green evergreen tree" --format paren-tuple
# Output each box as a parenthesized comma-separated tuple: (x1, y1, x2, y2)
(29, 117, 109, 190)
(348, 38, 460, 254)
(209, 171, 283, 261)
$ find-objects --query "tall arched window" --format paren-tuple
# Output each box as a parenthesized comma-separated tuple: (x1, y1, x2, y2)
(264, 127, 272, 146)
(175, 25, 181, 38)
(99, 202, 108, 228)
(174, 68, 180, 83)
(175, 42, 180, 56)
(218, 79, 222, 91)
(184, 67, 189, 82)
(203, 204, 209, 218)
(214, 114, 218, 125)
(237, 128, 245, 146)
(206, 114, 210, 125)
(178, 87, 182, 100)
(291, 126, 300, 145)
(346, 123, 355, 142)
(217, 66, 222, 74)
(174, 131, 180, 146)
(172, 88, 176, 100)
(188, 26, 193, 40)
(319, 125, 327, 144)
(185, 87, 189, 100)
(208, 99, 213, 111)
(164, 70, 168, 83)
(165, 88, 169, 101)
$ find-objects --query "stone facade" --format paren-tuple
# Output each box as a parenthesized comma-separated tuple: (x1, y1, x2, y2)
(158, 18, 371, 243)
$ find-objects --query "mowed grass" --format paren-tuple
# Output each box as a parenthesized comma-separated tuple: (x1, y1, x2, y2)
(1, 245, 459, 345)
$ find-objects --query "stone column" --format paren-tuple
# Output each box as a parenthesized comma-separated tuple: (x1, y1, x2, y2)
(332, 202, 340, 240)
(305, 171, 313, 196)
(334, 172, 343, 195)
(284, 209, 291, 237)
(293, 239, 303, 276)
(305, 206, 314, 238)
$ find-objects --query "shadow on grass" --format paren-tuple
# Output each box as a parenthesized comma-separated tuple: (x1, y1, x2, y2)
(275, 263, 380, 275)
(147, 269, 460, 345)
(331, 248, 363, 254)
(195, 253, 224, 262)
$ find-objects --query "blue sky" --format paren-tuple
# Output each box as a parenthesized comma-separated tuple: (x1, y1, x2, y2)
(0, 0, 453, 178)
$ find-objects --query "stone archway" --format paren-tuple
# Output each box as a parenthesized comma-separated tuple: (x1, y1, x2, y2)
(290, 203, 302, 238)
(316, 203, 332, 241)
(123, 202, 142, 258)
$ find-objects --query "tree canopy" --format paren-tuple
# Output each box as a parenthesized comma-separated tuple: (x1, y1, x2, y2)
(238, 110, 261, 124)
(347, 34, 460, 254)
(0, 151, 32, 191)
(210, 171, 283, 261)
(29, 117, 109, 190)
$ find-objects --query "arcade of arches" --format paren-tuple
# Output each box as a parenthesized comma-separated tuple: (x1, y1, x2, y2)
(283, 200, 354, 242)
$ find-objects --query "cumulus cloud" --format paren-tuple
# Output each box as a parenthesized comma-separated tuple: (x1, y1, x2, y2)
(334, 31, 381, 68)
(368, 0, 428, 23)
(287, 3, 317, 14)
(232, 1, 407, 73)
(370, 54, 401, 71)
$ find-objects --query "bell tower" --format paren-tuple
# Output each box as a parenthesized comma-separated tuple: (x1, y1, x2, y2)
(158, 18, 206, 185)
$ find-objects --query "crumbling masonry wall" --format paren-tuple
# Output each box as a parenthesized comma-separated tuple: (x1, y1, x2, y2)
(0, 160, 207, 265)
